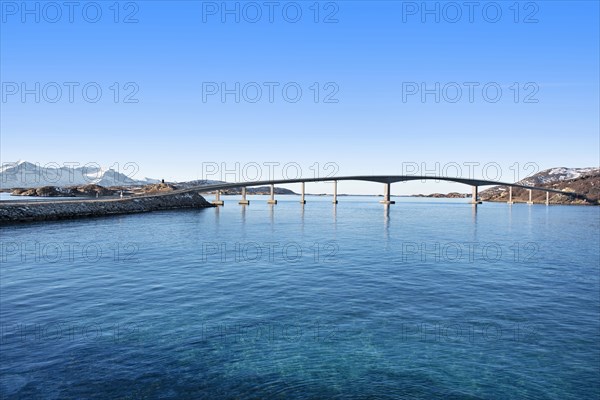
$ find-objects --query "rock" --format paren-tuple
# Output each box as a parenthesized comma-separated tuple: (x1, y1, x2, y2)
(10, 188, 31, 196)
(220, 186, 296, 195)
(70, 184, 116, 197)
(37, 186, 73, 197)
(138, 183, 178, 194)
(11, 186, 74, 197)
(413, 192, 468, 198)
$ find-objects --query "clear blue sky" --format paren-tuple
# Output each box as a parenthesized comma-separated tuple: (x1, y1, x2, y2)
(1, 1, 598, 194)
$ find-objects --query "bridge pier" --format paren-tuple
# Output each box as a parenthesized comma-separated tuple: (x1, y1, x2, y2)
(212, 190, 224, 206)
(507, 186, 513, 204)
(527, 189, 533, 205)
(239, 187, 249, 205)
(545, 191, 549, 206)
(470, 186, 482, 204)
(267, 184, 277, 204)
(379, 183, 395, 204)
(333, 181, 338, 204)
(300, 182, 306, 204)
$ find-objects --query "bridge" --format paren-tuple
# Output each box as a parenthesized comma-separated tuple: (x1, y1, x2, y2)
(179, 175, 577, 206)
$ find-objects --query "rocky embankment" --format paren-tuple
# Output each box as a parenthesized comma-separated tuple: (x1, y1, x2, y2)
(8, 183, 179, 198)
(10, 184, 117, 197)
(412, 192, 468, 198)
(480, 171, 600, 205)
(0, 192, 213, 224)
(219, 186, 296, 195)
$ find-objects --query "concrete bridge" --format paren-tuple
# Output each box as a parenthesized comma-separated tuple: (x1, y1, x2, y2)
(180, 175, 577, 206)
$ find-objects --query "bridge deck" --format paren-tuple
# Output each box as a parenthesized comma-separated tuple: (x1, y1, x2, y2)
(179, 175, 574, 196)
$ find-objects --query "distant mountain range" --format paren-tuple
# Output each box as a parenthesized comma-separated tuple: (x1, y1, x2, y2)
(0, 162, 297, 195)
(0, 161, 160, 189)
(481, 167, 599, 205)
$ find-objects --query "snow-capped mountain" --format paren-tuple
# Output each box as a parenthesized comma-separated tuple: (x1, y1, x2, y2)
(0, 161, 160, 189)
(518, 167, 599, 186)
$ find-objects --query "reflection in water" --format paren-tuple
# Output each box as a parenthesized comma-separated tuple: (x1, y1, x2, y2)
(213, 206, 221, 232)
(383, 205, 390, 247)
(470, 204, 478, 240)
(471, 204, 478, 222)
(332, 203, 337, 226)
(300, 203, 305, 235)
(526, 203, 533, 235)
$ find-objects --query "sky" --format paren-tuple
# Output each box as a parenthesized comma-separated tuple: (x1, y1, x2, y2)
(1, 0, 599, 194)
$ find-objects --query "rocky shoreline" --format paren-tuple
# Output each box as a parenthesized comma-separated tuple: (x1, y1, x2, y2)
(480, 172, 600, 205)
(411, 192, 469, 198)
(0, 192, 214, 224)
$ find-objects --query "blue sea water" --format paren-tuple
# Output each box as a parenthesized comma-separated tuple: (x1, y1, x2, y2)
(1, 196, 599, 399)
